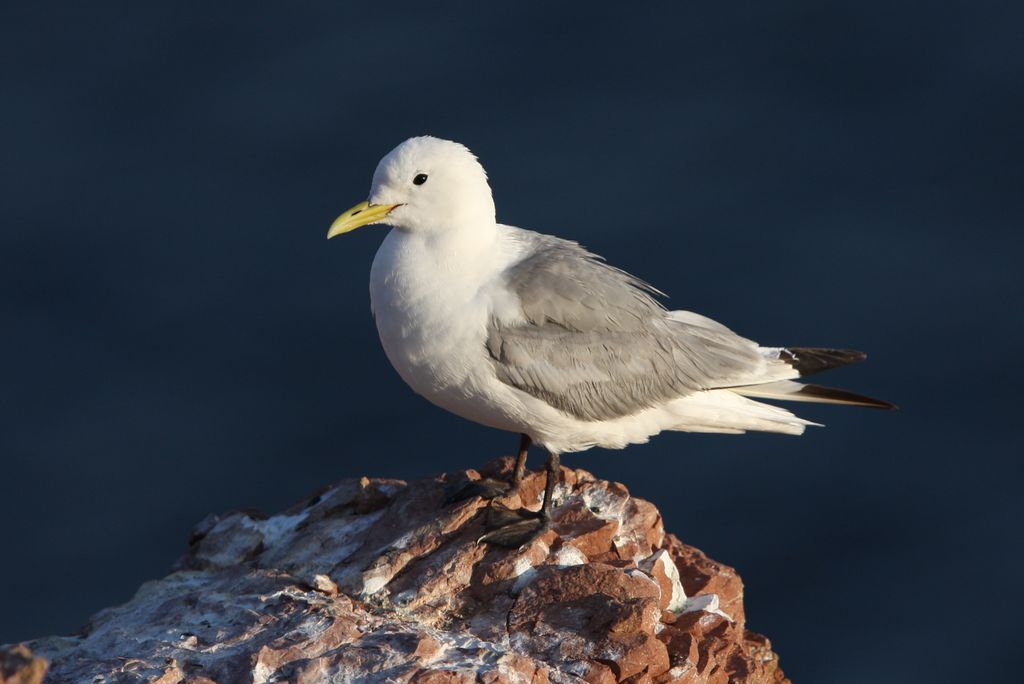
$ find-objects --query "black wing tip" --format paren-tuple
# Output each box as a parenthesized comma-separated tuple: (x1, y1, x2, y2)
(781, 347, 868, 377)
(798, 383, 898, 410)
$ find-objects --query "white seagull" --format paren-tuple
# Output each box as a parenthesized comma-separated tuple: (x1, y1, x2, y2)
(328, 136, 893, 545)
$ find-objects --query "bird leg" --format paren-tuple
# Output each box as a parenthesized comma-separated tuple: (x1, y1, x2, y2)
(446, 434, 531, 503)
(479, 450, 560, 547)
(540, 450, 559, 516)
(513, 433, 530, 485)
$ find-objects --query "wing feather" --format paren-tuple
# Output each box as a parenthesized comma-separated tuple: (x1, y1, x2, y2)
(487, 232, 767, 421)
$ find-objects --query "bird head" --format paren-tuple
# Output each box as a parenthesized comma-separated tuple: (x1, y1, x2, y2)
(328, 136, 496, 239)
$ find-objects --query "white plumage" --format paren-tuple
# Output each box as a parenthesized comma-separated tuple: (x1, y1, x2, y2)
(331, 136, 890, 456)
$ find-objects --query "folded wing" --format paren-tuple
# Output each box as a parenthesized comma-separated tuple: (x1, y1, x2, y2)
(488, 231, 894, 421)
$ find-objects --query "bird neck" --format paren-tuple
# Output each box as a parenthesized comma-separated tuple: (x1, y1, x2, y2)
(419, 218, 500, 263)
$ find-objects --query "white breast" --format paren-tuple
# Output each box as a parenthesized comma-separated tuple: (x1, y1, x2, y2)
(368, 227, 526, 433)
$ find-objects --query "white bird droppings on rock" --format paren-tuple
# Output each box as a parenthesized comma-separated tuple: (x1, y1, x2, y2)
(19, 457, 786, 684)
(683, 592, 735, 622)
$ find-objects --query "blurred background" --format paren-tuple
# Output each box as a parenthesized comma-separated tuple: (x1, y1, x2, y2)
(2, 2, 1022, 681)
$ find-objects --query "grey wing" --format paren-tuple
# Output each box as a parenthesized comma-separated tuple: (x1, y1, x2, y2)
(487, 232, 768, 421)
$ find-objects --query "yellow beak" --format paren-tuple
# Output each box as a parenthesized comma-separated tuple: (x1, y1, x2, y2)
(326, 201, 401, 239)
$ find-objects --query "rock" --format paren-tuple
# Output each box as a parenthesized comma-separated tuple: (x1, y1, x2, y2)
(0, 644, 47, 684)
(639, 550, 687, 613)
(14, 457, 789, 683)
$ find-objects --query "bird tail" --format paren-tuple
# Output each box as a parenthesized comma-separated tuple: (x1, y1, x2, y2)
(774, 347, 867, 376)
(664, 313, 896, 412)
(665, 389, 818, 435)
(731, 379, 896, 409)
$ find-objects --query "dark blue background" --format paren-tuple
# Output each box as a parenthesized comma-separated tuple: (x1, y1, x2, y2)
(2, 2, 1021, 681)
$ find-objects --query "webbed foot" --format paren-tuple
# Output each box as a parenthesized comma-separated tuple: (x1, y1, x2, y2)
(478, 504, 547, 547)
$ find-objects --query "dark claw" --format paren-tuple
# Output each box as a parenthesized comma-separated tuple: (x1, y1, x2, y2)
(444, 477, 512, 505)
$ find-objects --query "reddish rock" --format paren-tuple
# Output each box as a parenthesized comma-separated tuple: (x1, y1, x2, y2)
(409, 670, 476, 684)
(17, 456, 789, 683)
(508, 563, 666, 678)
(665, 534, 747, 627)
(552, 499, 621, 558)
(0, 645, 47, 684)
(477, 654, 552, 684)
(640, 549, 687, 612)
(584, 660, 621, 684)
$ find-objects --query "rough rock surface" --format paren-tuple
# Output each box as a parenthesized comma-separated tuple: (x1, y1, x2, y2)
(16, 457, 789, 683)
(0, 644, 47, 684)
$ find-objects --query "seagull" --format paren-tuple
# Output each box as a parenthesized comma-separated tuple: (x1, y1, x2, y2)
(328, 136, 893, 545)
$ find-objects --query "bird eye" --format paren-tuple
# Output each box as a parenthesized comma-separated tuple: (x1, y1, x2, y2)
(413, 173, 428, 186)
